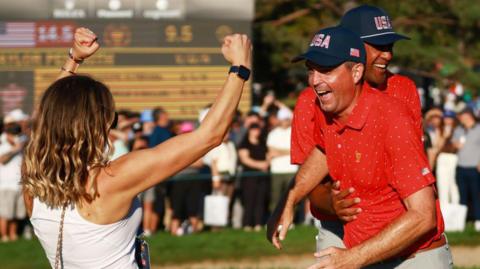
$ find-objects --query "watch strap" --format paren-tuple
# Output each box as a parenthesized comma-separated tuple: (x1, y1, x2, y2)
(229, 65, 250, 81)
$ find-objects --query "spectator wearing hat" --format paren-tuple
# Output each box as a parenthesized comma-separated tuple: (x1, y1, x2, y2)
(424, 107, 445, 169)
(169, 121, 204, 236)
(452, 108, 480, 231)
(267, 108, 298, 213)
(0, 111, 28, 242)
(208, 132, 238, 204)
(435, 110, 460, 205)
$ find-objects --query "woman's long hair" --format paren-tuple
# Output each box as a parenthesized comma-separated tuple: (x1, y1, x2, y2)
(22, 75, 115, 208)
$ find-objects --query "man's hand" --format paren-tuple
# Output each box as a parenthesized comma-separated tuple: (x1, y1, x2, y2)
(72, 27, 100, 61)
(307, 247, 363, 269)
(267, 148, 329, 249)
(331, 181, 361, 222)
(267, 178, 297, 249)
(221, 34, 252, 68)
(267, 199, 294, 250)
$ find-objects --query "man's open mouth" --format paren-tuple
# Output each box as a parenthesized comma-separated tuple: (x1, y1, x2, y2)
(316, 90, 332, 96)
(374, 64, 387, 70)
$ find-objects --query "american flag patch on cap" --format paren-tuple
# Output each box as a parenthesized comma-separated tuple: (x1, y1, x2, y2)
(350, 48, 360, 57)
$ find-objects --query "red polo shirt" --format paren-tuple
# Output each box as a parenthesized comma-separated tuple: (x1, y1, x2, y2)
(313, 84, 443, 254)
(291, 73, 421, 165)
(291, 74, 422, 221)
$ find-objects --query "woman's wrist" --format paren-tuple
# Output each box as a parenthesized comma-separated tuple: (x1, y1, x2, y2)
(69, 48, 85, 64)
(61, 58, 80, 75)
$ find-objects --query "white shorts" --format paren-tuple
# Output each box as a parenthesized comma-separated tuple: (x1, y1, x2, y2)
(0, 189, 26, 219)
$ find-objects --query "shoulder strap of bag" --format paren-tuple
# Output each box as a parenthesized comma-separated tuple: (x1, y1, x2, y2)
(54, 203, 67, 269)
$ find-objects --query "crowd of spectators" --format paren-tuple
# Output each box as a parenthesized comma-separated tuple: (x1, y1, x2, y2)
(423, 81, 480, 231)
(2, 79, 480, 241)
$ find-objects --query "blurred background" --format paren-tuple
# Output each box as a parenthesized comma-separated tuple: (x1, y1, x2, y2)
(0, 1, 480, 268)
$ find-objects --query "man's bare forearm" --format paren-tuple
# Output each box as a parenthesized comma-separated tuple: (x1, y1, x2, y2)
(287, 147, 329, 205)
(350, 187, 437, 266)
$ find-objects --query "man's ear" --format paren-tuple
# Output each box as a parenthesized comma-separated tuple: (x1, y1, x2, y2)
(352, 63, 365, 84)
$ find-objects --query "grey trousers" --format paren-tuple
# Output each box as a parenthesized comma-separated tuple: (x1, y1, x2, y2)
(315, 220, 345, 251)
(365, 238, 453, 269)
(315, 227, 453, 269)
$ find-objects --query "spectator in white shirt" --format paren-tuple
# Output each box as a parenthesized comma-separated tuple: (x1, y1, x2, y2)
(267, 108, 298, 213)
(0, 116, 27, 242)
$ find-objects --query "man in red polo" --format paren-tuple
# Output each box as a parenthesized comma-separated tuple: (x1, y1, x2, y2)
(270, 25, 451, 268)
(290, 4, 423, 250)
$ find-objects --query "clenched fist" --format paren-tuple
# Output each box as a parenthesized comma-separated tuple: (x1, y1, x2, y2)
(221, 34, 252, 69)
(71, 27, 100, 61)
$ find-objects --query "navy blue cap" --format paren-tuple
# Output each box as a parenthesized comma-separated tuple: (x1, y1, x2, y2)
(292, 26, 366, 67)
(340, 5, 410, 45)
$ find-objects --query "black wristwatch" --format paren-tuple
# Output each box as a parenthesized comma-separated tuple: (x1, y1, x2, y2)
(229, 65, 250, 81)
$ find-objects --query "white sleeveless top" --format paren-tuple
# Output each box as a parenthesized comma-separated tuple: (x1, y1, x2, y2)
(31, 197, 142, 268)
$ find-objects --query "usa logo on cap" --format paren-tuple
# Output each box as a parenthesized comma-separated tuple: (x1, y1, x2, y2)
(292, 26, 366, 67)
(340, 5, 410, 46)
(310, 34, 331, 48)
(374, 16, 392, 30)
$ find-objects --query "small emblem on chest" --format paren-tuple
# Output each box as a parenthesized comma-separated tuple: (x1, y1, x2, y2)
(355, 151, 361, 163)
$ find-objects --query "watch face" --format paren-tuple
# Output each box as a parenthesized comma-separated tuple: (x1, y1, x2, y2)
(238, 65, 250, 81)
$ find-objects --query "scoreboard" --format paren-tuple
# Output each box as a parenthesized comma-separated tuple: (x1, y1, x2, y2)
(0, 0, 253, 119)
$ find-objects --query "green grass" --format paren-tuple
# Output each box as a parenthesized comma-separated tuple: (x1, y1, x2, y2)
(0, 224, 479, 268)
(0, 238, 50, 269)
(446, 223, 480, 246)
(149, 226, 317, 265)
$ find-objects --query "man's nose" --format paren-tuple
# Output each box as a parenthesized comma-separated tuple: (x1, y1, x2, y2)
(310, 70, 325, 85)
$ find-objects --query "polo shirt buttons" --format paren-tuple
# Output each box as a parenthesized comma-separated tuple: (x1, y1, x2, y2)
(337, 144, 342, 148)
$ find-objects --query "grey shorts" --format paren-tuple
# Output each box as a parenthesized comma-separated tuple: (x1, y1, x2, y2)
(365, 237, 453, 269)
(316, 220, 345, 251)
(0, 189, 26, 219)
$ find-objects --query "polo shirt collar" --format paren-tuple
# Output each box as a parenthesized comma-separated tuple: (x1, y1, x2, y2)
(332, 83, 373, 132)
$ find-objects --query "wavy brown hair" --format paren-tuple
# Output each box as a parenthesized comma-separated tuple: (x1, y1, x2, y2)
(22, 75, 115, 208)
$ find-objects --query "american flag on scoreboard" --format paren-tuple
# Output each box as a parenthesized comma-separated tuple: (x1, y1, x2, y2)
(0, 22, 36, 47)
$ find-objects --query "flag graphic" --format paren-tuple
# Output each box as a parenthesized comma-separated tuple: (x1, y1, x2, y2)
(350, 48, 360, 57)
(0, 22, 36, 48)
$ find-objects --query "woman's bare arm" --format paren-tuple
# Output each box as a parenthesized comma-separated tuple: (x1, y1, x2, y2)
(101, 34, 252, 199)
